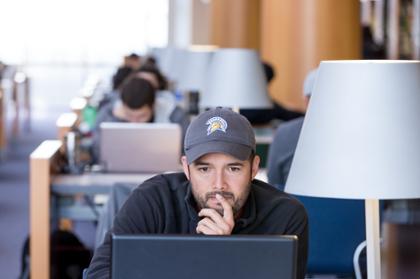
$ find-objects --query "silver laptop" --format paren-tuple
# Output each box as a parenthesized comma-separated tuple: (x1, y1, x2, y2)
(112, 234, 298, 279)
(99, 122, 182, 173)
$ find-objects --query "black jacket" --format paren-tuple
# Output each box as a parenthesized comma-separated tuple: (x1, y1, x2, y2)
(88, 172, 308, 278)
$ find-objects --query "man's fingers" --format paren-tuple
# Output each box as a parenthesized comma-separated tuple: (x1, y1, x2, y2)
(195, 196, 235, 235)
(198, 209, 231, 233)
(196, 224, 217, 235)
(198, 208, 224, 223)
(216, 194, 234, 223)
(196, 217, 224, 235)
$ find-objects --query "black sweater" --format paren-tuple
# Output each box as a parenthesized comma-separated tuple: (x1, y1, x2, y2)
(88, 172, 308, 278)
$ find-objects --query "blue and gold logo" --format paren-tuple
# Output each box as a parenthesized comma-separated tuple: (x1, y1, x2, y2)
(206, 117, 228, 135)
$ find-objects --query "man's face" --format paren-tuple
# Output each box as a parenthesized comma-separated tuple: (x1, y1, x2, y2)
(182, 152, 260, 216)
(122, 104, 153, 123)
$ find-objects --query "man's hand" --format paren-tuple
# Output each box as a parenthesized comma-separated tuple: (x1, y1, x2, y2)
(196, 194, 235, 235)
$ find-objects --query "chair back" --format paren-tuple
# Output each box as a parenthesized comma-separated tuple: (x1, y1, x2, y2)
(294, 195, 365, 276)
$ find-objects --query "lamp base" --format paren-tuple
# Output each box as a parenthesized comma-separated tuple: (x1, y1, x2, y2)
(365, 199, 381, 279)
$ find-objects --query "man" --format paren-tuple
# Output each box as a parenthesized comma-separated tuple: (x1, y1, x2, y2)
(87, 107, 308, 278)
(92, 76, 189, 162)
(267, 68, 317, 189)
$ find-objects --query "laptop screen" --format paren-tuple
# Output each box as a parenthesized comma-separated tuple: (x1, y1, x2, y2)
(99, 122, 182, 173)
(111, 234, 297, 279)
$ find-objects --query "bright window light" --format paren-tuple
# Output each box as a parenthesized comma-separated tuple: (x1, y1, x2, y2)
(0, 0, 168, 65)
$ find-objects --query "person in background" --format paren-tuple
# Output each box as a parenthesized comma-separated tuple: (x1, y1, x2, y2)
(92, 76, 189, 163)
(266, 68, 317, 189)
(112, 53, 142, 91)
(362, 25, 385, 59)
(0, 60, 6, 80)
(142, 55, 158, 68)
(99, 58, 170, 111)
(97, 53, 144, 110)
(240, 61, 304, 125)
(136, 64, 168, 91)
(87, 107, 308, 279)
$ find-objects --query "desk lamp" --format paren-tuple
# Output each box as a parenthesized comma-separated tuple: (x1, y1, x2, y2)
(177, 49, 214, 114)
(200, 48, 272, 111)
(285, 60, 420, 279)
(177, 49, 213, 93)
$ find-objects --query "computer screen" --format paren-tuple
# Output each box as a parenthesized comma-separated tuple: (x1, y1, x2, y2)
(100, 122, 182, 173)
(112, 234, 297, 279)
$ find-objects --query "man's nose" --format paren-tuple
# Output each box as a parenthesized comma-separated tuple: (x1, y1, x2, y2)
(213, 170, 226, 190)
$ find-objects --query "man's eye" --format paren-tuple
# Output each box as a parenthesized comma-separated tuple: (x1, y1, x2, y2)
(229, 167, 241, 172)
(198, 167, 209, 172)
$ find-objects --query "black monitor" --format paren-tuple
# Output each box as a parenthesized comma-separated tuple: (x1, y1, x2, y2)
(111, 234, 297, 279)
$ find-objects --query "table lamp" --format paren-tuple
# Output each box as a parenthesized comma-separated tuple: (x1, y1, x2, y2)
(200, 48, 272, 111)
(285, 60, 420, 279)
(177, 49, 213, 93)
(158, 47, 187, 84)
(176, 49, 214, 115)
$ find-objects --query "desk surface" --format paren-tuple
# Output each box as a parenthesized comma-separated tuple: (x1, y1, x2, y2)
(52, 172, 156, 194)
(254, 126, 275, 144)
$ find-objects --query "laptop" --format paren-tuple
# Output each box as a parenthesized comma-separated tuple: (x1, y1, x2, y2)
(99, 122, 182, 173)
(111, 234, 298, 279)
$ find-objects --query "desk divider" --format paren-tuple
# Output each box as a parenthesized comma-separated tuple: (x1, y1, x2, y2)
(30, 140, 62, 279)
(56, 112, 78, 143)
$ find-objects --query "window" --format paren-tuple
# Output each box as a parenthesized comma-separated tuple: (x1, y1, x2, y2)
(0, 0, 169, 65)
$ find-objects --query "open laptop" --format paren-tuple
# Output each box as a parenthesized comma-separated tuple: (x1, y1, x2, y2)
(111, 234, 297, 279)
(99, 122, 182, 173)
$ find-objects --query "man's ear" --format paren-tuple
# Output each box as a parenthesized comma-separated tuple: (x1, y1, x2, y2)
(251, 155, 260, 180)
(181, 156, 190, 180)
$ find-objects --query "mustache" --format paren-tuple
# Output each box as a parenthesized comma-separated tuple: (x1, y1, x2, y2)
(205, 191, 234, 200)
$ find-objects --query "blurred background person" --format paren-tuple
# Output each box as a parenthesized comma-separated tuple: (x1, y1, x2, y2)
(240, 61, 304, 125)
(92, 75, 189, 163)
(266, 68, 317, 189)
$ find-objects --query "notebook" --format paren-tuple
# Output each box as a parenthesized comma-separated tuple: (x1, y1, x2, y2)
(99, 122, 182, 173)
(111, 234, 298, 279)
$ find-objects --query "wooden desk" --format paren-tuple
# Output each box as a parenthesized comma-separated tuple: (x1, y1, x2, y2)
(52, 173, 155, 193)
(0, 86, 5, 158)
(30, 140, 62, 279)
(56, 112, 78, 143)
(12, 71, 31, 135)
(254, 126, 275, 144)
(30, 140, 161, 279)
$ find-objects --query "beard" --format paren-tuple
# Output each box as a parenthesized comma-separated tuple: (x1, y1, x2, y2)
(193, 187, 250, 216)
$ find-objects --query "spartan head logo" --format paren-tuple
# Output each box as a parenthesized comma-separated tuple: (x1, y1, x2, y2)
(206, 116, 228, 135)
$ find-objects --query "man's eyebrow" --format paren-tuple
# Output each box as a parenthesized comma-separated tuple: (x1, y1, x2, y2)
(193, 160, 210, 166)
(227, 162, 245, 167)
(192, 161, 245, 166)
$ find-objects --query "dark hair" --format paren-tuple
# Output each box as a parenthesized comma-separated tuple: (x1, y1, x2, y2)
(137, 64, 168, 90)
(143, 56, 157, 67)
(127, 53, 140, 59)
(120, 77, 156, 109)
(112, 66, 134, 90)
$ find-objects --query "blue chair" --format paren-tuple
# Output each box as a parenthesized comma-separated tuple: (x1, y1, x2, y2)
(294, 195, 366, 277)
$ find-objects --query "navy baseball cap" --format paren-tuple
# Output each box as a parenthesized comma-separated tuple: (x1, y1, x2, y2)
(184, 107, 256, 164)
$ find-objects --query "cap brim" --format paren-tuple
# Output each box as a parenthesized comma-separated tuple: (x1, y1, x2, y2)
(185, 141, 253, 164)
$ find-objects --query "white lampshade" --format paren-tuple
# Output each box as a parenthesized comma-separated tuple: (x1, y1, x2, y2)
(177, 50, 214, 92)
(201, 48, 272, 109)
(158, 47, 187, 83)
(285, 60, 420, 279)
(286, 60, 420, 200)
(148, 47, 165, 66)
